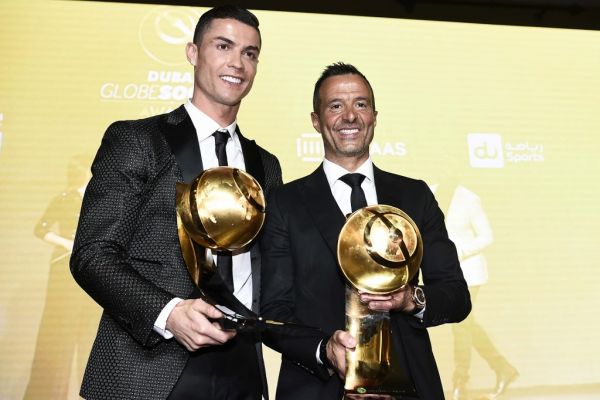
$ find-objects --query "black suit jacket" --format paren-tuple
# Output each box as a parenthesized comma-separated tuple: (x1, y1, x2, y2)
(260, 164, 471, 400)
(71, 105, 282, 400)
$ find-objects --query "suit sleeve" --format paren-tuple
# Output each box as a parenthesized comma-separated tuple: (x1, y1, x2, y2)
(413, 180, 472, 328)
(70, 121, 173, 347)
(260, 189, 329, 380)
(259, 149, 283, 195)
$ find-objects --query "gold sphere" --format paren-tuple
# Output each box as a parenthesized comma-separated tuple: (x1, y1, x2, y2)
(176, 167, 265, 250)
(337, 205, 423, 294)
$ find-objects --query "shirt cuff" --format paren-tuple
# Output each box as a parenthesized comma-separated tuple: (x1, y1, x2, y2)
(316, 339, 324, 364)
(153, 297, 183, 339)
(316, 338, 335, 376)
(413, 305, 426, 320)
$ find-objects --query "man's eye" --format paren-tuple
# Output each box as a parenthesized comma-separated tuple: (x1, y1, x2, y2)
(330, 104, 342, 110)
(217, 43, 229, 50)
(245, 51, 257, 60)
(356, 102, 367, 108)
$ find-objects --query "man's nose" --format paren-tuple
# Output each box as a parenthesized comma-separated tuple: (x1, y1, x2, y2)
(228, 51, 244, 70)
(342, 108, 357, 122)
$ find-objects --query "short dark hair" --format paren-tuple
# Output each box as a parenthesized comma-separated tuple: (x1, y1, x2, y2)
(193, 5, 261, 46)
(312, 62, 376, 113)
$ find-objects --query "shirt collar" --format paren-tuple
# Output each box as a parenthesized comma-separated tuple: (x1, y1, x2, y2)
(184, 100, 238, 141)
(322, 157, 375, 190)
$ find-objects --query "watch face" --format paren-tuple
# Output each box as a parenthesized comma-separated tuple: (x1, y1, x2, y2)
(414, 286, 426, 305)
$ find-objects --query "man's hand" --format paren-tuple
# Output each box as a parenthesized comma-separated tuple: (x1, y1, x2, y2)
(166, 298, 236, 351)
(359, 285, 415, 313)
(326, 330, 356, 379)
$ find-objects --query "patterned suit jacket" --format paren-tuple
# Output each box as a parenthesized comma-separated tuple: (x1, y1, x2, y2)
(71, 105, 282, 400)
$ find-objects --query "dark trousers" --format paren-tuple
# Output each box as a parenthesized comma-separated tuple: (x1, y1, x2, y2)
(168, 334, 262, 400)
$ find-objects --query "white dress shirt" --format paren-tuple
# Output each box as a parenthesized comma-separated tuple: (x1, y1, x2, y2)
(153, 101, 254, 339)
(322, 157, 378, 214)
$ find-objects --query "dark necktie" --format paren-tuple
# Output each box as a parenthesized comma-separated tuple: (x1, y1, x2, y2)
(340, 173, 368, 213)
(213, 130, 230, 167)
(212, 130, 234, 292)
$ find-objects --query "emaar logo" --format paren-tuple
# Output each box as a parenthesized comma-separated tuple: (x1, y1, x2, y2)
(467, 133, 504, 168)
(139, 7, 201, 66)
(296, 132, 408, 163)
(296, 133, 323, 162)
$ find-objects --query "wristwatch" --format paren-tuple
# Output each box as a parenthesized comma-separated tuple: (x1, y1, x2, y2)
(411, 285, 426, 314)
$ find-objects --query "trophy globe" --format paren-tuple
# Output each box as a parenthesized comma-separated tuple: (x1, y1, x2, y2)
(175, 167, 265, 306)
(338, 204, 423, 294)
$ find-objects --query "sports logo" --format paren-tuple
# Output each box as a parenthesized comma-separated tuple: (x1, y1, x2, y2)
(467, 133, 504, 168)
(139, 6, 202, 66)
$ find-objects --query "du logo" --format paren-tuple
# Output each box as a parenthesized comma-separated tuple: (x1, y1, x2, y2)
(139, 7, 202, 66)
(467, 133, 504, 168)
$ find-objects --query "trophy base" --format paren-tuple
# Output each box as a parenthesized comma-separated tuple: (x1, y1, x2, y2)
(345, 286, 419, 399)
(344, 361, 419, 398)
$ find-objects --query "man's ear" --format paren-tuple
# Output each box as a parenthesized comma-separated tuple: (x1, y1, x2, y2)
(374, 110, 378, 127)
(311, 112, 321, 134)
(186, 42, 198, 66)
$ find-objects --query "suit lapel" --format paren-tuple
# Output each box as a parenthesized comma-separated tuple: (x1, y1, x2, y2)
(373, 164, 404, 208)
(237, 126, 265, 189)
(237, 126, 266, 312)
(162, 105, 203, 183)
(300, 165, 347, 259)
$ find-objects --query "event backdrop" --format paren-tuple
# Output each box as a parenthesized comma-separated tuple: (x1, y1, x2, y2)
(1, 0, 599, 398)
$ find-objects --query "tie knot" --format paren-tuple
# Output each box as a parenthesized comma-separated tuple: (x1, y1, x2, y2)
(340, 173, 366, 188)
(213, 130, 230, 145)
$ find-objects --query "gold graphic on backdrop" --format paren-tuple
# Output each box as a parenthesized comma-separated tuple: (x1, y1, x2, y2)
(338, 205, 422, 397)
(139, 6, 201, 66)
(23, 155, 100, 400)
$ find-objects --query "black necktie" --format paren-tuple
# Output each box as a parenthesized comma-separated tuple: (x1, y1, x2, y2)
(340, 173, 368, 213)
(213, 130, 234, 292)
(213, 130, 230, 167)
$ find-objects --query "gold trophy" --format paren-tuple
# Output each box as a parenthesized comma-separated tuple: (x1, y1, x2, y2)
(337, 205, 423, 397)
(176, 167, 319, 334)
(175, 167, 267, 330)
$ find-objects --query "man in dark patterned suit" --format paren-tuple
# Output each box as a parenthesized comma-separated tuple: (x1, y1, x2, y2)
(260, 63, 471, 399)
(71, 6, 281, 400)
